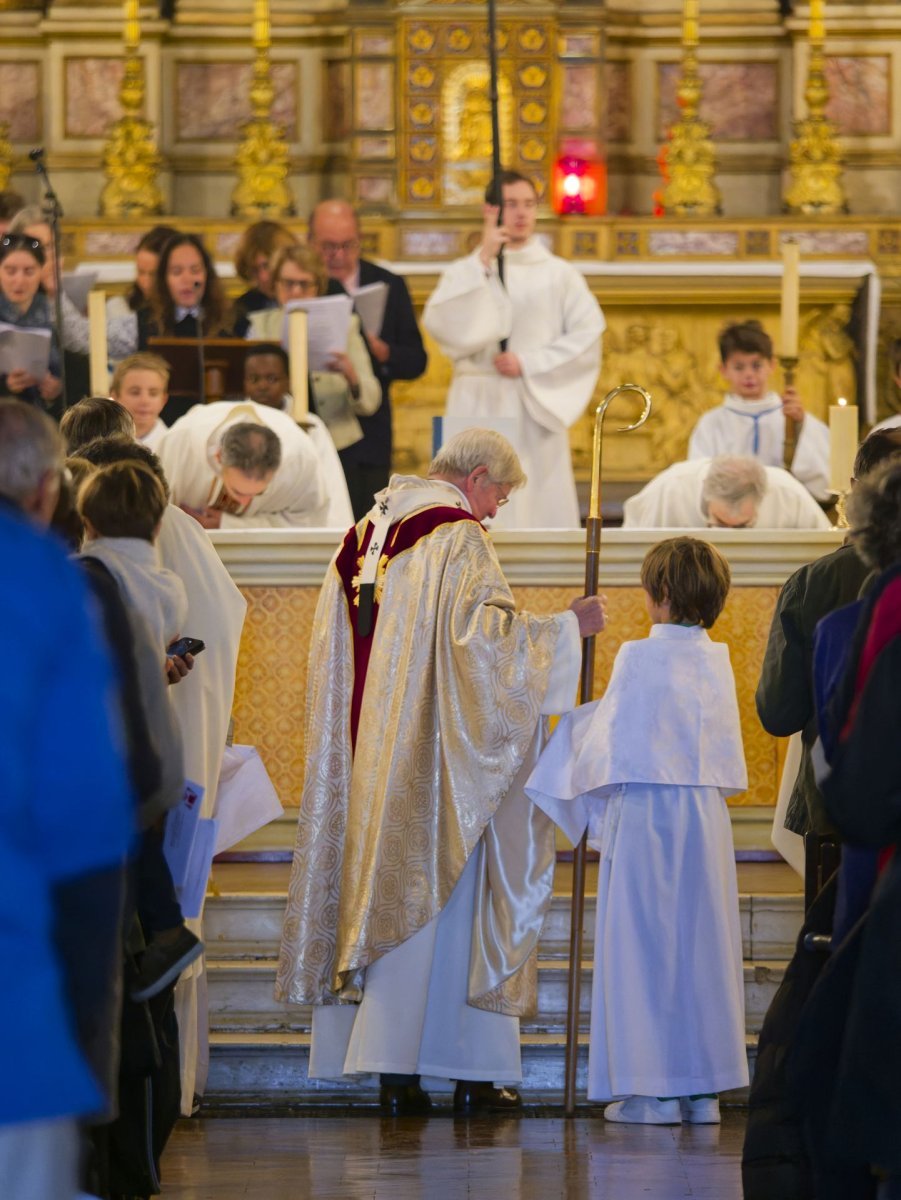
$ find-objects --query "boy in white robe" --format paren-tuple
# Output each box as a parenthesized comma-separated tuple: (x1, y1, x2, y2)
(688, 320, 831, 502)
(110, 351, 171, 452)
(423, 171, 604, 530)
(526, 536, 749, 1125)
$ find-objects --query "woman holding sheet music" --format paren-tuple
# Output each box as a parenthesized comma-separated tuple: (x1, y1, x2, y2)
(0, 233, 62, 412)
(245, 243, 380, 453)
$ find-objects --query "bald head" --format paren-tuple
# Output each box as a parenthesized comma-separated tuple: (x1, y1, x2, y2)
(307, 199, 360, 285)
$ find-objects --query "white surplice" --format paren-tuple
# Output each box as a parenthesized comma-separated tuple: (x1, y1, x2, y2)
(269, 395, 353, 528)
(156, 504, 247, 1110)
(622, 458, 832, 530)
(423, 242, 604, 529)
(140, 418, 168, 454)
(688, 392, 831, 501)
(526, 624, 750, 1101)
(158, 401, 327, 528)
(308, 611, 582, 1085)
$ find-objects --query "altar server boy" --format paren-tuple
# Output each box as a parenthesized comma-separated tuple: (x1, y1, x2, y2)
(526, 537, 749, 1124)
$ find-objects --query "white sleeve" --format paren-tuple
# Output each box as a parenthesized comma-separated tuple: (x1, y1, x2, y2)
(61, 291, 138, 358)
(540, 611, 582, 714)
(687, 410, 718, 460)
(791, 413, 831, 502)
(423, 253, 513, 358)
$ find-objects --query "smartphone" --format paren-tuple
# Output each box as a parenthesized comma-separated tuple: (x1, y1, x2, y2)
(167, 636, 206, 658)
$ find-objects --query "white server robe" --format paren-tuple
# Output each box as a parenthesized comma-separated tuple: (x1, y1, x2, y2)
(526, 624, 750, 1100)
(423, 241, 604, 530)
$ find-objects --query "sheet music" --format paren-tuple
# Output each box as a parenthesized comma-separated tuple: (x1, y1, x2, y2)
(162, 778, 205, 890)
(353, 281, 389, 338)
(0, 323, 52, 380)
(283, 293, 353, 372)
(177, 817, 219, 919)
(62, 272, 98, 314)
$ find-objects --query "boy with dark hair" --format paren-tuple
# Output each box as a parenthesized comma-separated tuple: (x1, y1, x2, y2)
(689, 319, 831, 501)
(527, 536, 749, 1125)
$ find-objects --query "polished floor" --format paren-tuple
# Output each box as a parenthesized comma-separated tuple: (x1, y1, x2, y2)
(160, 1112, 747, 1199)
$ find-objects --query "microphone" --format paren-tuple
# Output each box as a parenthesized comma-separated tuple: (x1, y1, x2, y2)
(193, 278, 207, 405)
(29, 147, 44, 162)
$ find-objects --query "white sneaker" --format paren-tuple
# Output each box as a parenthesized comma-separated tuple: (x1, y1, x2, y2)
(680, 1096, 721, 1124)
(604, 1096, 682, 1125)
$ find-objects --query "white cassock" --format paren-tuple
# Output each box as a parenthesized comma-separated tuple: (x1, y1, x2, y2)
(688, 392, 831, 502)
(158, 401, 327, 528)
(271, 394, 353, 528)
(423, 242, 604, 530)
(622, 458, 832, 530)
(309, 616, 582, 1085)
(157, 504, 247, 1110)
(526, 624, 749, 1101)
(871, 412, 901, 433)
(140, 418, 168, 454)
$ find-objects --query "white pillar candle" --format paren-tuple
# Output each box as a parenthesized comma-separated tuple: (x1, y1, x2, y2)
(829, 397, 858, 493)
(288, 308, 309, 421)
(88, 290, 109, 396)
(780, 239, 801, 359)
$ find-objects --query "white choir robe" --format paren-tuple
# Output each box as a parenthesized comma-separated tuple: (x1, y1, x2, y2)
(272, 394, 354, 528)
(871, 412, 901, 433)
(526, 624, 749, 1101)
(156, 504, 247, 1110)
(158, 401, 327, 528)
(140, 418, 168, 454)
(622, 458, 832, 530)
(423, 242, 604, 530)
(309, 614, 582, 1085)
(688, 392, 831, 502)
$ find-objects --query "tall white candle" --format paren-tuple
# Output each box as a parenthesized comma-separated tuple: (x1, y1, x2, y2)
(829, 397, 858, 493)
(288, 309, 309, 421)
(88, 290, 109, 396)
(781, 239, 801, 359)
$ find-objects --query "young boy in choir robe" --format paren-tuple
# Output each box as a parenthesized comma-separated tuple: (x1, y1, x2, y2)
(688, 320, 831, 502)
(110, 351, 171, 453)
(78, 460, 204, 1001)
(526, 537, 749, 1125)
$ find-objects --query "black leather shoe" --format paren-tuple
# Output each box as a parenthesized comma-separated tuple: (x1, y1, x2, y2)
(380, 1082, 433, 1116)
(453, 1081, 522, 1113)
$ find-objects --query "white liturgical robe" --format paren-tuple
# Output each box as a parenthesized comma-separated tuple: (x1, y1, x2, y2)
(158, 401, 327, 528)
(526, 624, 749, 1101)
(688, 392, 831, 501)
(622, 458, 831, 530)
(140, 418, 168, 454)
(423, 242, 604, 529)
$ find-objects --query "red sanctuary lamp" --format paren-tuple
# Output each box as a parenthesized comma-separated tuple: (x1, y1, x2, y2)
(552, 154, 607, 216)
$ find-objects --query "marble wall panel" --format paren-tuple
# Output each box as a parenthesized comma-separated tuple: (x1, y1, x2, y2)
(355, 62, 394, 131)
(560, 64, 598, 131)
(65, 57, 124, 139)
(658, 62, 778, 141)
(605, 62, 630, 144)
(825, 55, 890, 137)
(649, 230, 740, 256)
(233, 583, 781, 810)
(175, 62, 298, 142)
(0, 62, 40, 142)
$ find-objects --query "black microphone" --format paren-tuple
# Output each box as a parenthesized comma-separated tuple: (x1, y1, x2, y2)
(29, 147, 44, 163)
(193, 279, 206, 405)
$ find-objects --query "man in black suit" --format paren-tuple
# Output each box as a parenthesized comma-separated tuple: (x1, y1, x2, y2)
(309, 200, 428, 519)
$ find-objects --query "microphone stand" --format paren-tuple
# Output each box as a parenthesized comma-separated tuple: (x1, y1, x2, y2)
(30, 148, 68, 412)
(193, 279, 206, 405)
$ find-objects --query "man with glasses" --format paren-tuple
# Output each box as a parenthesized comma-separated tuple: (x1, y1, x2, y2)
(308, 199, 428, 520)
(424, 171, 604, 530)
(277, 427, 607, 1116)
(622, 454, 831, 529)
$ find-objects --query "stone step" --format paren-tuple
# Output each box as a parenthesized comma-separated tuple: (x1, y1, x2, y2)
(204, 886, 804, 964)
(205, 957, 786, 1036)
(204, 1029, 759, 1109)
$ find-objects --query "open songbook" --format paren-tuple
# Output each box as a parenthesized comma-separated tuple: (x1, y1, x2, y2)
(0, 323, 51, 379)
(282, 293, 353, 371)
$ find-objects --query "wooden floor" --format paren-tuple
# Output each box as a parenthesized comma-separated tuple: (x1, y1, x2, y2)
(160, 1112, 748, 1199)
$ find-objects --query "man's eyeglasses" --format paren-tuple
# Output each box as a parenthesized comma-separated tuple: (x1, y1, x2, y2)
(315, 239, 359, 256)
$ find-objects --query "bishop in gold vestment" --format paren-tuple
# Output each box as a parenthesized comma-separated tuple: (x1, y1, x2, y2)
(275, 430, 604, 1107)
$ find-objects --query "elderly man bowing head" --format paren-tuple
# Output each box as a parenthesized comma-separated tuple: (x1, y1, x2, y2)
(276, 428, 606, 1116)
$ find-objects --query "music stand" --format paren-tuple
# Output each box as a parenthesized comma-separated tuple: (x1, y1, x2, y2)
(148, 337, 257, 405)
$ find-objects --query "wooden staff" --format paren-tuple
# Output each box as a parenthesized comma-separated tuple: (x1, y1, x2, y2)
(563, 382, 652, 1117)
(486, 0, 508, 351)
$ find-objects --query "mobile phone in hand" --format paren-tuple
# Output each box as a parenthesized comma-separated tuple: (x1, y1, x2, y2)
(167, 636, 206, 658)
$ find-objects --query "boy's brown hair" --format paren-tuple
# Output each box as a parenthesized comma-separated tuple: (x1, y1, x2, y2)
(640, 536, 731, 629)
(78, 460, 167, 543)
(718, 320, 773, 364)
(110, 351, 170, 396)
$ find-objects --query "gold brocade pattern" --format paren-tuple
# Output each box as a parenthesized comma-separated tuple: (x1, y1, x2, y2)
(275, 524, 563, 1010)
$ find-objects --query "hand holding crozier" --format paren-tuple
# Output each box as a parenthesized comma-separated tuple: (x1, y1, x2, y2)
(569, 594, 608, 638)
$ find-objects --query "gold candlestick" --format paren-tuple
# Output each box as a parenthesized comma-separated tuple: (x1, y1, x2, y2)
(231, 0, 295, 218)
(99, 0, 164, 217)
(784, 0, 846, 215)
(656, 0, 721, 217)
